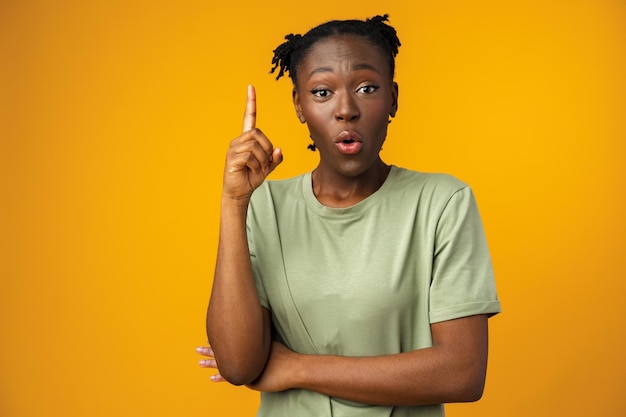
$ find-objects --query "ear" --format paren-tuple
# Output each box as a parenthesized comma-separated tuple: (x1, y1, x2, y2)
(390, 82, 399, 118)
(292, 87, 306, 123)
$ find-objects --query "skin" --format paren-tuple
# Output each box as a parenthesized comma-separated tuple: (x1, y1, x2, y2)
(292, 35, 398, 207)
(204, 84, 278, 385)
(201, 34, 490, 406)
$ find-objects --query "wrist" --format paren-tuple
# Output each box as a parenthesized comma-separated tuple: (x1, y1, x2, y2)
(291, 352, 315, 389)
(221, 194, 251, 211)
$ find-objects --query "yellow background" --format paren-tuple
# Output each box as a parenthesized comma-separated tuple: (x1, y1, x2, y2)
(1, 0, 624, 416)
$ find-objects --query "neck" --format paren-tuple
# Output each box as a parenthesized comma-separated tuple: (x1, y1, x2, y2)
(311, 160, 391, 208)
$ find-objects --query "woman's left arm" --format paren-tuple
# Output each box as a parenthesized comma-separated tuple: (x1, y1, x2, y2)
(199, 313, 489, 406)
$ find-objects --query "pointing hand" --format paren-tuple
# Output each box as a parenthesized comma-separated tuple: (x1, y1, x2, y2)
(222, 85, 283, 201)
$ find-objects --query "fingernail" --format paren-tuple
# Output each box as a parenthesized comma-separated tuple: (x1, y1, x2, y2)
(199, 359, 206, 366)
(195, 347, 203, 353)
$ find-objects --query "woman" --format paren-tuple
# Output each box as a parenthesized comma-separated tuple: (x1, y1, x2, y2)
(198, 15, 500, 416)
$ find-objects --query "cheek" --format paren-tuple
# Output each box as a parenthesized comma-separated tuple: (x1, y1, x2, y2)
(301, 100, 331, 120)
(368, 102, 393, 125)
(307, 122, 328, 142)
(302, 105, 334, 132)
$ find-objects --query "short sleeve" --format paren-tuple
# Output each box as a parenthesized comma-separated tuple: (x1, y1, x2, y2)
(247, 208, 270, 309)
(429, 186, 501, 323)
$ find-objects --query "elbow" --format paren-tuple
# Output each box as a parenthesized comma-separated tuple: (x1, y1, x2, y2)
(212, 352, 265, 387)
(219, 369, 259, 387)
(205, 325, 264, 385)
(457, 380, 485, 403)
(447, 346, 489, 403)
(428, 359, 487, 404)
(448, 370, 486, 403)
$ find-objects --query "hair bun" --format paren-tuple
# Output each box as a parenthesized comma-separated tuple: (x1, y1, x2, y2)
(366, 14, 390, 25)
(270, 33, 303, 80)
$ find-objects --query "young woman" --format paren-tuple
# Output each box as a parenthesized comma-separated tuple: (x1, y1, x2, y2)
(198, 15, 500, 416)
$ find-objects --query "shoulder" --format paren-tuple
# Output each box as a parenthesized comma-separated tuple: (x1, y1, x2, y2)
(390, 166, 470, 201)
(249, 174, 306, 211)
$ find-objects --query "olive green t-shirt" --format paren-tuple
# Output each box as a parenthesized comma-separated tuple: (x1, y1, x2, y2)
(247, 166, 501, 417)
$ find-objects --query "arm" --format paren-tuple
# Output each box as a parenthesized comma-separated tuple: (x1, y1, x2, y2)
(247, 314, 489, 406)
(205, 198, 272, 385)
(205, 85, 282, 385)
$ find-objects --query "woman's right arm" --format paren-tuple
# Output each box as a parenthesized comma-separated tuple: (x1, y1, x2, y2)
(205, 85, 283, 385)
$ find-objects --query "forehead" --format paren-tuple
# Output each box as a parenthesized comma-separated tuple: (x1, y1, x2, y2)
(298, 35, 391, 79)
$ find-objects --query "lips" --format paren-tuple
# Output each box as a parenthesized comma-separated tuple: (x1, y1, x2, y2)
(335, 130, 363, 155)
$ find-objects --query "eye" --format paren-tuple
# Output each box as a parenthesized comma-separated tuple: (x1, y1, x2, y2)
(311, 89, 331, 98)
(357, 85, 379, 94)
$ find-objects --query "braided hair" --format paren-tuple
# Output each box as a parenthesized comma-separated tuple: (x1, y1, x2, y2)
(270, 14, 401, 85)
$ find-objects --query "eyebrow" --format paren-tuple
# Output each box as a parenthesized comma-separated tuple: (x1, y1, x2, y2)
(308, 63, 381, 78)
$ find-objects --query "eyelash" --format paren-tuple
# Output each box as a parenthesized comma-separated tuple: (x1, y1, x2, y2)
(358, 85, 379, 94)
(310, 89, 330, 98)
(310, 85, 379, 98)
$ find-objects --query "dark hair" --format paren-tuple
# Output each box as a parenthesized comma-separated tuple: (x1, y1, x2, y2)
(270, 14, 401, 85)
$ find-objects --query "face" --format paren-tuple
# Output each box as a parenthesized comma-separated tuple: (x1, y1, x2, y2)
(292, 35, 399, 179)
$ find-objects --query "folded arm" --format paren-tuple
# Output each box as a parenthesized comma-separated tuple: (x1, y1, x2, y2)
(245, 314, 489, 406)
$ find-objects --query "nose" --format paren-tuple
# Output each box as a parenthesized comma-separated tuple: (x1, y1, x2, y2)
(334, 91, 360, 122)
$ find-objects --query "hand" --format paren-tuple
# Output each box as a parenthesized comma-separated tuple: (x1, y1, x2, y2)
(246, 341, 300, 393)
(196, 346, 227, 382)
(223, 85, 283, 201)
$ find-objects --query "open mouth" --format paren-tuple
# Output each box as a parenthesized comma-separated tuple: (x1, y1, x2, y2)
(336, 130, 362, 143)
(335, 130, 363, 154)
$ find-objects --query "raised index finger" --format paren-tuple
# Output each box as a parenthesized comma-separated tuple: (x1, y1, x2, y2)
(242, 84, 256, 133)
